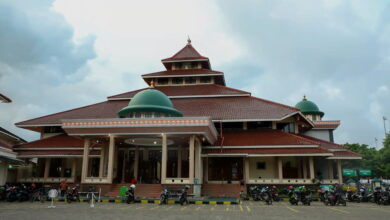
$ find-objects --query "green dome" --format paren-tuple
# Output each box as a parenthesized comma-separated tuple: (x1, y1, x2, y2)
(117, 88, 183, 118)
(295, 96, 324, 117)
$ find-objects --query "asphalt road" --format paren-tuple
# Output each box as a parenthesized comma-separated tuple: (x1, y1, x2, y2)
(0, 201, 389, 220)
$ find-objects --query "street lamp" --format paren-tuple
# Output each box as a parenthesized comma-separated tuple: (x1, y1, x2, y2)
(384, 116, 388, 137)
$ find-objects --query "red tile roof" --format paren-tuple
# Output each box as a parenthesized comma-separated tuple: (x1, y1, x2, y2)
(161, 44, 208, 62)
(142, 69, 222, 78)
(13, 134, 84, 149)
(16, 95, 299, 126)
(108, 84, 250, 99)
(213, 129, 318, 146)
(298, 134, 348, 150)
(312, 120, 340, 130)
(203, 147, 332, 155)
(17, 150, 100, 157)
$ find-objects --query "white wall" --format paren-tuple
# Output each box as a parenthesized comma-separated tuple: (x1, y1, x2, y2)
(304, 130, 330, 142)
(249, 157, 278, 179)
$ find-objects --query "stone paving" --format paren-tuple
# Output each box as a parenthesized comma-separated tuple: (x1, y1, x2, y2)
(0, 201, 389, 220)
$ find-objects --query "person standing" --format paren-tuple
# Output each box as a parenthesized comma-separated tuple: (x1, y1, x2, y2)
(59, 181, 68, 197)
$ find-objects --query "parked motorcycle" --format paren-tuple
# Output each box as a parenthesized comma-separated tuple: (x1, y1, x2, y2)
(270, 186, 281, 202)
(287, 186, 299, 206)
(126, 184, 136, 204)
(260, 187, 272, 205)
(378, 188, 390, 205)
(66, 186, 80, 203)
(160, 188, 169, 205)
(298, 187, 312, 206)
(16, 184, 30, 202)
(179, 185, 190, 206)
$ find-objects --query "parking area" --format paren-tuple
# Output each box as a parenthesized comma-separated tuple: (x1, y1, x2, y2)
(0, 201, 389, 220)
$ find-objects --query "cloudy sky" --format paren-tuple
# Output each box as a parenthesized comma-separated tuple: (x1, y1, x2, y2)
(0, 0, 389, 147)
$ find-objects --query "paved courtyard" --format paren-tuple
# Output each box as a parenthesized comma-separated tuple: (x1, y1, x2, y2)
(0, 201, 389, 220)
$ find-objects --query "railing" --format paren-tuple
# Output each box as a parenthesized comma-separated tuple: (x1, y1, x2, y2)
(248, 178, 313, 184)
(322, 179, 340, 184)
(18, 177, 75, 183)
(83, 177, 111, 184)
(163, 178, 191, 184)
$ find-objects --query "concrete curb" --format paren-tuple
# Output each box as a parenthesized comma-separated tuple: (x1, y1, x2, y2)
(53, 198, 238, 205)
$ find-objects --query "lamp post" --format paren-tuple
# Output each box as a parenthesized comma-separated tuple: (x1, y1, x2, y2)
(384, 116, 388, 137)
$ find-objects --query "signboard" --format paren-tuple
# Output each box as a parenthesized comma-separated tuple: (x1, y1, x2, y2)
(342, 169, 356, 176)
(358, 169, 372, 176)
(48, 189, 58, 198)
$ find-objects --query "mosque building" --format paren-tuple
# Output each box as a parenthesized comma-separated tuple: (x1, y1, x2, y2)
(11, 40, 361, 197)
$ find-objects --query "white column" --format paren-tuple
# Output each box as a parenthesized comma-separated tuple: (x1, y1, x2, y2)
(309, 156, 315, 180)
(337, 159, 342, 184)
(328, 160, 334, 179)
(189, 135, 195, 184)
(99, 146, 106, 178)
(161, 134, 168, 184)
(244, 157, 250, 183)
(277, 157, 283, 181)
(44, 158, 51, 180)
(134, 146, 139, 179)
(177, 146, 182, 178)
(81, 138, 90, 182)
(107, 135, 115, 183)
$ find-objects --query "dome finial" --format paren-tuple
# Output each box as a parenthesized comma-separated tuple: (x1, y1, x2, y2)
(303, 95, 307, 101)
(187, 35, 191, 45)
(150, 80, 155, 88)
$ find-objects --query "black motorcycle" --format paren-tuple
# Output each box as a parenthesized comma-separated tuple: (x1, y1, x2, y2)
(66, 187, 80, 203)
(0, 186, 6, 201)
(248, 185, 261, 201)
(288, 188, 299, 205)
(324, 190, 337, 206)
(126, 185, 135, 204)
(299, 190, 312, 206)
(270, 187, 281, 202)
(6, 186, 18, 202)
(378, 189, 390, 205)
(16, 185, 30, 202)
(260, 187, 272, 205)
(160, 188, 169, 205)
(179, 186, 189, 206)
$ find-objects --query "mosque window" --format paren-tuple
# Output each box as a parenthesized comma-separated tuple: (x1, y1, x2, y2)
(200, 76, 212, 83)
(172, 77, 184, 84)
(144, 112, 152, 118)
(157, 78, 169, 85)
(184, 77, 196, 84)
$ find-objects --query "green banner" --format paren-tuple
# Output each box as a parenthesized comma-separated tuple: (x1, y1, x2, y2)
(342, 169, 356, 176)
(358, 169, 372, 176)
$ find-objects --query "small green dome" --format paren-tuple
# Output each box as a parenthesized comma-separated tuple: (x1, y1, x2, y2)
(117, 88, 183, 118)
(295, 96, 324, 117)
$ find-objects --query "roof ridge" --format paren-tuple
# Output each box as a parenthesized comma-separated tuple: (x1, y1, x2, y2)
(249, 96, 299, 111)
(162, 44, 208, 61)
(275, 130, 320, 145)
(107, 88, 147, 99)
(13, 133, 66, 148)
(213, 84, 251, 95)
(15, 101, 108, 126)
(299, 134, 348, 149)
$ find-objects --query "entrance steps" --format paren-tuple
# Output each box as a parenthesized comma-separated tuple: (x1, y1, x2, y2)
(106, 184, 162, 198)
(201, 184, 241, 198)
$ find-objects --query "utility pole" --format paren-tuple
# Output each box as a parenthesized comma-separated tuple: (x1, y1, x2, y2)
(384, 116, 388, 137)
(375, 137, 378, 148)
